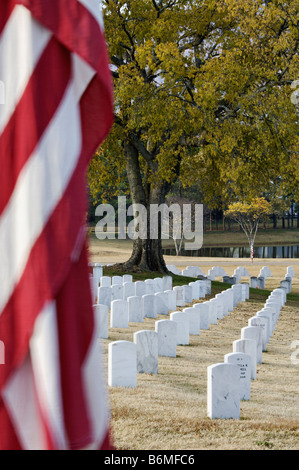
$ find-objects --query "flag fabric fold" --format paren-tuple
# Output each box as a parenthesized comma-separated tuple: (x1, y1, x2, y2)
(0, 0, 114, 450)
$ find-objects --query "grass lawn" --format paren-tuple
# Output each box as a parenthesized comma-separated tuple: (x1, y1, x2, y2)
(89, 235, 299, 450)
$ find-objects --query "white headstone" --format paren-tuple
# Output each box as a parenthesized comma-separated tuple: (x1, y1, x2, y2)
(108, 341, 137, 387)
(268, 291, 284, 309)
(112, 275, 123, 285)
(224, 352, 251, 400)
(205, 279, 212, 295)
(273, 288, 286, 305)
(90, 276, 98, 304)
(214, 295, 224, 320)
(241, 326, 263, 364)
(155, 292, 169, 315)
(208, 299, 218, 324)
(257, 277, 265, 289)
(123, 274, 133, 284)
(163, 275, 173, 291)
(183, 285, 193, 304)
(280, 279, 291, 294)
(219, 291, 229, 316)
(223, 288, 234, 312)
(97, 286, 111, 309)
(233, 338, 257, 380)
(265, 300, 280, 327)
(167, 264, 180, 275)
(111, 284, 123, 302)
(165, 289, 176, 311)
(123, 281, 135, 300)
(154, 277, 164, 293)
(128, 296, 143, 323)
(90, 262, 103, 275)
(193, 303, 209, 330)
(287, 266, 295, 278)
(257, 309, 273, 338)
(135, 281, 146, 297)
(189, 282, 200, 300)
(170, 311, 189, 345)
(145, 279, 156, 295)
(279, 286, 288, 304)
(195, 280, 206, 298)
(241, 283, 249, 301)
(173, 286, 185, 307)
(209, 297, 222, 325)
(89, 264, 103, 295)
(134, 330, 158, 374)
(142, 294, 157, 319)
(155, 320, 177, 357)
(183, 307, 200, 335)
(110, 299, 129, 328)
(100, 276, 111, 287)
(207, 363, 240, 419)
(248, 316, 268, 351)
(232, 284, 242, 306)
(93, 304, 109, 339)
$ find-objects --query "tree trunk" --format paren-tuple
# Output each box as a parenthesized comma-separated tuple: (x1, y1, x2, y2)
(113, 141, 169, 273)
(250, 242, 254, 263)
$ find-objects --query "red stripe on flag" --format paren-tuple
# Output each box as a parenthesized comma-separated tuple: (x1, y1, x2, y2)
(0, 36, 71, 216)
(55, 243, 95, 450)
(0, 1, 15, 36)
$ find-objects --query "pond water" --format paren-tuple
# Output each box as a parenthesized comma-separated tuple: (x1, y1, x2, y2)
(162, 245, 299, 258)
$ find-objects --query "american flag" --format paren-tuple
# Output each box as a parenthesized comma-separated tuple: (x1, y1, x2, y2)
(0, 0, 113, 450)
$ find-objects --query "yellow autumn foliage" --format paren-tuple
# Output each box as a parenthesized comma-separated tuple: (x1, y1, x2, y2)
(88, 0, 299, 209)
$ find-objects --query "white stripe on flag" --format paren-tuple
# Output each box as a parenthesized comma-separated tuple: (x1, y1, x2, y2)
(0, 55, 95, 314)
(0, 4, 51, 134)
(78, 0, 104, 29)
(82, 317, 110, 448)
(29, 301, 69, 450)
(2, 353, 49, 450)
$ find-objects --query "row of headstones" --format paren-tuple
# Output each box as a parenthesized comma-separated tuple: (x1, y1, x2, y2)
(167, 264, 229, 280)
(93, 270, 249, 340)
(207, 278, 291, 419)
(223, 266, 272, 289)
(167, 263, 277, 288)
(107, 282, 250, 388)
(93, 276, 211, 338)
(280, 266, 295, 294)
(224, 275, 268, 289)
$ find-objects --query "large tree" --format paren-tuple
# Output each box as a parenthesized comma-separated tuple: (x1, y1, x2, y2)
(89, 0, 299, 272)
(89, 0, 224, 272)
